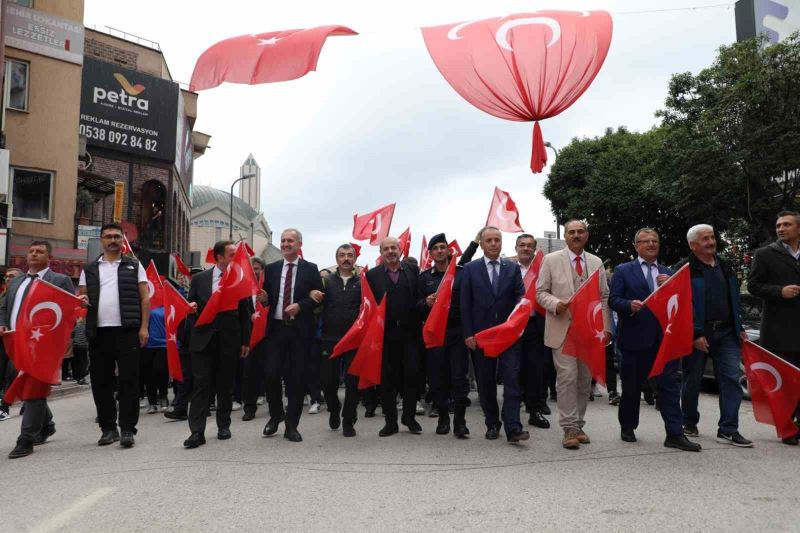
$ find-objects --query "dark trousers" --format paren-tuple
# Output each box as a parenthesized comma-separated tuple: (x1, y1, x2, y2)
(19, 398, 54, 444)
(321, 344, 359, 424)
(426, 328, 469, 412)
(619, 348, 683, 436)
(475, 343, 523, 434)
(605, 343, 619, 393)
(63, 346, 88, 381)
(172, 350, 193, 412)
(89, 327, 140, 432)
(242, 340, 267, 415)
(0, 346, 17, 408)
(519, 318, 548, 411)
(188, 331, 239, 434)
(265, 321, 308, 429)
(306, 340, 323, 405)
(140, 347, 168, 405)
(380, 330, 420, 426)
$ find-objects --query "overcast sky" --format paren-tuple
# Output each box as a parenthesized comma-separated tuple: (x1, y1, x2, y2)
(84, 0, 737, 266)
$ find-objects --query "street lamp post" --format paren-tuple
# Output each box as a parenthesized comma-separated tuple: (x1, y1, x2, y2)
(544, 142, 562, 240)
(229, 173, 256, 241)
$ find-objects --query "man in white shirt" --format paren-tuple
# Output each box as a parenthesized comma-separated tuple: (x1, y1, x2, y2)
(78, 224, 149, 449)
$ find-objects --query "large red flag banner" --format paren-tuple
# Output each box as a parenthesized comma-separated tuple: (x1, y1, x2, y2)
(190, 26, 358, 91)
(742, 341, 800, 439)
(522, 249, 546, 315)
(331, 269, 376, 358)
(173, 253, 193, 278)
(475, 299, 533, 357)
(562, 270, 606, 385)
(348, 298, 386, 390)
(162, 283, 193, 382)
(422, 257, 457, 348)
(146, 260, 165, 310)
(485, 187, 524, 233)
(422, 11, 613, 172)
(643, 264, 694, 377)
(195, 243, 258, 327)
(353, 203, 395, 245)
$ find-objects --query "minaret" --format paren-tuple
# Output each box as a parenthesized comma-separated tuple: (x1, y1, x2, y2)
(238, 153, 260, 212)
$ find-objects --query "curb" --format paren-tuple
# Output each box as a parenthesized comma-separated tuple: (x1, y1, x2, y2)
(49, 383, 91, 400)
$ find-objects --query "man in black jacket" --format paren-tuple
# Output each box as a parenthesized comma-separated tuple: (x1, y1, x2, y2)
(78, 224, 149, 449)
(748, 210, 800, 445)
(262, 229, 324, 443)
(367, 237, 423, 436)
(183, 241, 253, 448)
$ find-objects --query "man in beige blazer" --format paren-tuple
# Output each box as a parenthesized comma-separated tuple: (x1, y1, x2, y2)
(536, 220, 611, 449)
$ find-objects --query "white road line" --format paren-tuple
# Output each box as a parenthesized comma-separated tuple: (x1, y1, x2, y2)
(29, 487, 115, 533)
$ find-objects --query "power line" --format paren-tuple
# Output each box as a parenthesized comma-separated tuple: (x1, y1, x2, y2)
(613, 3, 733, 16)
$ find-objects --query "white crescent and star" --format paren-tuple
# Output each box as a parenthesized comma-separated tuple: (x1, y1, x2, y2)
(751, 362, 783, 393)
(28, 301, 63, 334)
(665, 295, 679, 334)
(147, 280, 156, 299)
(447, 20, 478, 40)
(591, 302, 605, 341)
(495, 17, 561, 50)
(226, 263, 245, 289)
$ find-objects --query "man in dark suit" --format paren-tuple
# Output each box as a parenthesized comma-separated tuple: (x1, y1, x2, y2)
(367, 236, 423, 436)
(747, 210, 800, 445)
(262, 229, 323, 443)
(183, 240, 253, 448)
(609, 228, 701, 451)
(0, 241, 75, 458)
(461, 226, 529, 443)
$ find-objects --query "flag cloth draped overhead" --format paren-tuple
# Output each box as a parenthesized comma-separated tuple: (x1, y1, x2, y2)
(353, 203, 395, 245)
(190, 26, 358, 91)
(486, 187, 524, 233)
(422, 11, 613, 172)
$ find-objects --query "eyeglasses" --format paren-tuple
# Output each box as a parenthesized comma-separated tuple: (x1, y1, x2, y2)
(636, 239, 660, 245)
(101, 234, 124, 240)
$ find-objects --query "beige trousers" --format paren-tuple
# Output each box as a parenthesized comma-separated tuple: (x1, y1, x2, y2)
(553, 346, 593, 430)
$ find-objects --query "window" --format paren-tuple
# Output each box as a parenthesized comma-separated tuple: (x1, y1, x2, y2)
(5, 59, 30, 111)
(12, 168, 53, 221)
(8, 0, 34, 6)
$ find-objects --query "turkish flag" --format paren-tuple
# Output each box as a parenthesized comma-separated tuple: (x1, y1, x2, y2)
(195, 242, 258, 327)
(523, 250, 547, 315)
(742, 341, 800, 439)
(644, 264, 694, 378)
(146, 260, 165, 310)
(121, 234, 134, 256)
(348, 298, 386, 390)
(398, 227, 411, 259)
(422, 11, 612, 172)
(190, 26, 358, 91)
(349, 242, 362, 260)
(249, 302, 270, 350)
(162, 283, 193, 382)
(4, 280, 82, 386)
(486, 187, 524, 233)
(173, 253, 192, 278)
(242, 241, 255, 257)
(331, 269, 376, 358)
(422, 257, 458, 348)
(205, 248, 215, 264)
(562, 270, 606, 385)
(420, 235, 432, 270)
(448, 240, 462, 258)
(2, 371, 51, 404)
(353, 203, 395, 245)
(475, 299, 533, 357)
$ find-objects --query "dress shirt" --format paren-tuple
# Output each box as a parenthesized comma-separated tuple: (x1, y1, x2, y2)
(637, 257, 659, 291)
(783, 241, 800, 260)
(79, 258, 147, 327)
(9, 268, 49, 328)
(275, 258, 298, 320)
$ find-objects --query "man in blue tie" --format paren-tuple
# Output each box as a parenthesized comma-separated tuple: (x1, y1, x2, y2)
(461, 226, 528, 443)
(609, 228, 700, 451)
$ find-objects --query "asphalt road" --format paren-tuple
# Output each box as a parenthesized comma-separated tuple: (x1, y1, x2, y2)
(1, 388, 798, 533)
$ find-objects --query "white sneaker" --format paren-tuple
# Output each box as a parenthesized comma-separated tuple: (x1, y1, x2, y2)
(139, 398, 147, 408)
(147, 404, 158, 414)
(232, 401, 242, 412)
(415, 401, 425, 416)
(0, 409, 10, 421)
(309, 402, 321, 415)
(591, 384, 602, 397)
(257, 396, 265, 405)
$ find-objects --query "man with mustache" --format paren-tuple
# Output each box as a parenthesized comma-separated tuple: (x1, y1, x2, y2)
(536, 220, 611, 449)
(367, 237, 423, 436)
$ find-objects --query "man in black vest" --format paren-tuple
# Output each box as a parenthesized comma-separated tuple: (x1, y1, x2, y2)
(0, 241, 75, 458)
(367, 236, 423, 437)
(183, 241, 253, 448)
(262, 229, 324, 443)
(78, 223, 149, 448)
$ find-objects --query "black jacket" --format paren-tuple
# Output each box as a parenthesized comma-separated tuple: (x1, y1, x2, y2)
(416, 240, 478, 329)
(366, 263, 421, 336)
(321, 271, 361, 342)
(187, 267, 253, 352)
(264, 258, 324, 338)
(747, 241, 800, 353)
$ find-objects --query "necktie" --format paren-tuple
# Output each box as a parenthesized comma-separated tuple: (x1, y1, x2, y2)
(283, 263, 295, 313)
(574, 256, 584, 277)
(490, 260, 499, 295)
(21, 273, 38, 301)
(645, 263, 656, 293)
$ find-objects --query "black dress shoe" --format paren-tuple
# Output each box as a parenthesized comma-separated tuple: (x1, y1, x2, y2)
(120, 431, 135, 448)
(539, 404, 551, 415)
(379, 424, 399, 437)
(402, 416, 422, 434)
(8, 439, 33, 459)
(329, 409, 341, 431)
(485, 426, 500, 440)
(33, 425, 56, 445)
(98, 429, 120, 446)
(184, 432, 206, 448)
(364, 407, 376, 418)
(217, 428, 232, 440)
(528, 411, 550, 429)
(242, 411, 255, 421)
(343, 424, 356, 437)
(507, 429, 530, 443)
(164, 409, 188, 421)
(664, 434, 702, 452)
(453, 425, 470, 439)
(263, 414, 285, 437)
(284, 428, 302, 442)
(621, 428, 637, 442)
(436, 422, 451, 435)
(782, 434, 799, 445)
